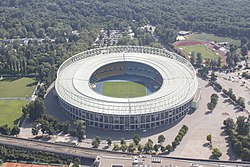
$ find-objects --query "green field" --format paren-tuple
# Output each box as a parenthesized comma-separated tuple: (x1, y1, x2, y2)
(0, 77, 37, 98)
(102, 81, 146, 98)
(178, 45, 219, 60)
(0, 100, 28, 127)
(189, 33, 240, 46)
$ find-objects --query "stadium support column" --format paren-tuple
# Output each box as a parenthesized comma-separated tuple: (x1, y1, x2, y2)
(125, 98, 131, 131)
(123, 53, 125, 62)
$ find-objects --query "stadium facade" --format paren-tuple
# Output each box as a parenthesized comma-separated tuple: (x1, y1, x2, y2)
(55, 46, 199, 131)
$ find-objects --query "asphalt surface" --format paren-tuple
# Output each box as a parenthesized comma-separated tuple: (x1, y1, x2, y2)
(0, 135, 249, 167)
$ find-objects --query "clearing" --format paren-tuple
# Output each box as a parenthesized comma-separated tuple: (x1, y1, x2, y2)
(0, 77, 37, 98)
(0, 100, 28, 127)
(178, 44, 219, 60)
(188, 32, 240, 46)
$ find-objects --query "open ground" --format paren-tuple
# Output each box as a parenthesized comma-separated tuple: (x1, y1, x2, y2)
(0, 77, 37, 127)
(177, 44, 219, 60)
(0, 100, 28, 127)
(0, 77, 37, 98)
(102, 81, 146, 98)
(187, 32, 240, 46)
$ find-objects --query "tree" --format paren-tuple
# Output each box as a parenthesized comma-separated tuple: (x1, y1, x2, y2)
(32, 125, 39, 136)
(210, 72, 217, 82)
(198, 66, 209, 78)
(211, 93, 219, 105)
(233, 141, 242, 154)
(166, 144, 173, 153)
(212, 148, 222, 159)
(59, 121, 69, 134)
(113, 144, 120, 151)
(144, 139, 154, 153)
(160, 145, 167, 153)
(94, 136, 101, 145)
(207, 102, 215, 111)
(74, 120, 86, 141)
(36, 28, 45, 38)
(190, 51, 196, 65)
(236, 116, 249, 136)
(120, 138, 126, 145)
(133, 134, 141, 145)
(228, 88, 233, 97)
(241, 148, 250, 161)
(92, 138, 99, 148)
(241, 45, 248, 56)
(120, 143, 128, 152)
(217, 57, 222, 67)
(172, 140, 179, 149)
(237, 97, 245, 108)
(137, 144, 144, 152)
(47, 126, 55, 137)
(207, 134, 212, 145)
(127, 143, 136, 153)
(241, 37, 248, 47)
(0, 125, 10, 135)
(158, 135, 166, 144)
(10, 126, 20, 136)
(223, 118, 235, 130)
(196, 52, 203, 66)
(153, 144, 159, 152)
(22, 97, 45, 120)
(106, 137, 112, 146)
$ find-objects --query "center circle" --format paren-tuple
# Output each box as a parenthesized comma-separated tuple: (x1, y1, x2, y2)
(89, 61, 163, 98)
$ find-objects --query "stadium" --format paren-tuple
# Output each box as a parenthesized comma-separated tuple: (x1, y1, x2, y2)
(55, 46, 199, 131)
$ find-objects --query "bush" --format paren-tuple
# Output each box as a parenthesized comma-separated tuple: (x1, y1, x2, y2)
(212, 148, 222, 159)
(113, 144, 120, 151)
(165, 144, 173, 152)
(182, 125, 188, 131)
(172, 141, 179, 148)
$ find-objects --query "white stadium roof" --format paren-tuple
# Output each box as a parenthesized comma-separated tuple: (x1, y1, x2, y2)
(55, 46, 198, 115)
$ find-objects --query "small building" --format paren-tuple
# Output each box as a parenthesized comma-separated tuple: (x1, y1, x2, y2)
(178, 31, 191, 36)
(55, 135, 79, 145)
(213, 44, 220, 50)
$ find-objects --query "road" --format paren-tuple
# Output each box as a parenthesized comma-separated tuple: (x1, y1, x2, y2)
(0, 135, 249, 167)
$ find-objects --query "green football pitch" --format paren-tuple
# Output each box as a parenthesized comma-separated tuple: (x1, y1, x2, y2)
(102, 81, 146, 98)
(0, 100, 28, 127)
(0, 77, 37, 98)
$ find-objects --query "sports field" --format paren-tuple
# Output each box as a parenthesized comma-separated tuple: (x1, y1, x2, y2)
(189, 32, 240, 46)
(0, 77, 37, 98)
(0, 100, 28, 127)
(178, 44, 219, 59)
(102, 81, 146, 98)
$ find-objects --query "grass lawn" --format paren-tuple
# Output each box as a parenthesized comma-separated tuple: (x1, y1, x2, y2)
(188, 32, 240, 46)
(0, 100, 28, 127)
(178, 44, 219, 60)
(0, 77, 37, 98)
(102, 81, 146, 98)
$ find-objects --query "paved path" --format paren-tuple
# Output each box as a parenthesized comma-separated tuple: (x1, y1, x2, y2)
(0, 135, 249, 167)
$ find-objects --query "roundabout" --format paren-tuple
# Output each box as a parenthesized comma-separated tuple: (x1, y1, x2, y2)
(55, 46, 198, 131)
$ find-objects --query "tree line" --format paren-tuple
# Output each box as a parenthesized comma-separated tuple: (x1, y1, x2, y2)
(223, 116, 250, 161)
(0, 144, 80, 166)
(93, 125, 188, 154)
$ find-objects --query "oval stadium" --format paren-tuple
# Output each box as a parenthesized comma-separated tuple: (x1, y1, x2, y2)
(55, 46, 199, 131)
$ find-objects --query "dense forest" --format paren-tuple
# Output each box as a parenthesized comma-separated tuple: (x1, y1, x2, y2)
(0, 0, 249, 81)
(1, 0, 249, 38)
